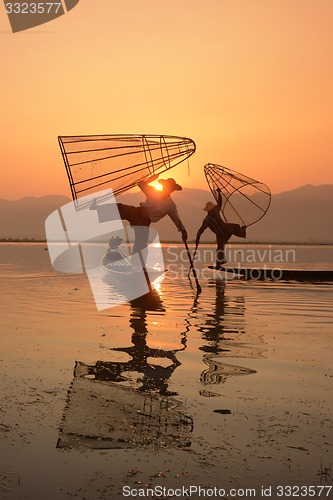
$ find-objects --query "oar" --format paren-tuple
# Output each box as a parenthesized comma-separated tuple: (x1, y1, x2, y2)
(184, 240, 202, 294)
(187, 244, 198, 278)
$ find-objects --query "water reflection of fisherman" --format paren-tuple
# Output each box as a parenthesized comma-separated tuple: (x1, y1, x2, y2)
(91, 291, 184, 396)
(198, 281, 246, 386)
(198, 280, 229, 354)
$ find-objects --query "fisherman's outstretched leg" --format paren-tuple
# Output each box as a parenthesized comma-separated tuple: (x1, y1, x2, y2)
(90, 202, 144, 225)
(224, 223, 246, 238)
(89, 200, 122, 223)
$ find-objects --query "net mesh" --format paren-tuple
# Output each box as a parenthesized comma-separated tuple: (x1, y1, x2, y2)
(204, 163, 271, 227)
(59, 134, 196, 204)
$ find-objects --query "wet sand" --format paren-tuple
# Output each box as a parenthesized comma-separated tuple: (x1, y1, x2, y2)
(1, 244, 332, 499)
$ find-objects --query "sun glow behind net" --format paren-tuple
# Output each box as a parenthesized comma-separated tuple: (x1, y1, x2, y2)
(151, 181, 163, 191)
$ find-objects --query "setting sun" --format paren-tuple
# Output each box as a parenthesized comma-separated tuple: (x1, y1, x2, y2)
(150, 181, 163, 191)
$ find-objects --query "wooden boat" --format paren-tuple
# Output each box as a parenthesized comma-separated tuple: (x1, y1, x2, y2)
(102, 237, 164, 288)
(215, 267, 333, 281)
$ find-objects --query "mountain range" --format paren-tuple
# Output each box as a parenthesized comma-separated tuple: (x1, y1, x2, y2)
(0, 185, 332, 243)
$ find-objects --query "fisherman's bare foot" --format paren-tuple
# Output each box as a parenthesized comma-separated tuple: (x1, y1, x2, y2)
(215, 261, 226, 269)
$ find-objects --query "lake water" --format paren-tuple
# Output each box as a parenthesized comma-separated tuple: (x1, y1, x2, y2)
(0, 243, 332, 499)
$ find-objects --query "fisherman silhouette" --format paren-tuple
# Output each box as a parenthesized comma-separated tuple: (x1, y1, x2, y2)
(195, 188, 246, 269)
(90, 175, 187, 257)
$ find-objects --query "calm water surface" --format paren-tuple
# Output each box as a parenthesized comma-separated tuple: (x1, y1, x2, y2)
(1, 243, 333, 497)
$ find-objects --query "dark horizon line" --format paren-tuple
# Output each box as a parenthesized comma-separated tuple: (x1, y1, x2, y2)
(1, 182, 333, 202)
(1, 238, 333, 246)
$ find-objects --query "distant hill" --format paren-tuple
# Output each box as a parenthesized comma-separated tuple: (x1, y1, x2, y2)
(1, 185, 332, 243)
(0, 195, 69, 240)
(248, 185, 333, 243)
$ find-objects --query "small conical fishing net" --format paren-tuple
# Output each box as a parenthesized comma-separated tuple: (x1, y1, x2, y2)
(59, 134, 196, 205)
(204, 163, 271, 227)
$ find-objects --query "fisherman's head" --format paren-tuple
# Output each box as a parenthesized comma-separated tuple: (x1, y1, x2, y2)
(203, 201, 217, 212)
(159, 178, 182, 194)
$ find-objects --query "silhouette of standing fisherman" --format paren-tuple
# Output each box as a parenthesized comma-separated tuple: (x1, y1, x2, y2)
(195, 188, 246, 269)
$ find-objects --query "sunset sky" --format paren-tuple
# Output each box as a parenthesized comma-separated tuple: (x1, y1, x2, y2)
(1, 0, 332, 200)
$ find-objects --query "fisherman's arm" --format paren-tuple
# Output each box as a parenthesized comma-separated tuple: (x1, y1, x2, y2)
(167, 203, 188, 241)
(195, 220, 208, 246)
(138, 174, 159, 196)
(216, 188, 222, 210)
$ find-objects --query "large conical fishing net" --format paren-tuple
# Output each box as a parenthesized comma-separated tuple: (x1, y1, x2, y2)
(204, 163, 271, 227)
(59, 134, 196, 205)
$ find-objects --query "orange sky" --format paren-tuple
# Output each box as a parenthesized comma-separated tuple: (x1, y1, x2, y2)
(1, 0, 333, 199)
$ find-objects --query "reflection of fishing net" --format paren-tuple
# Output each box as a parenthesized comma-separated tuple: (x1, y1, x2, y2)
(200, 355, 256, 385)
(59, 134, 196, 203)
(57, 361, 193, 450)
(204, 163, 271, 227)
